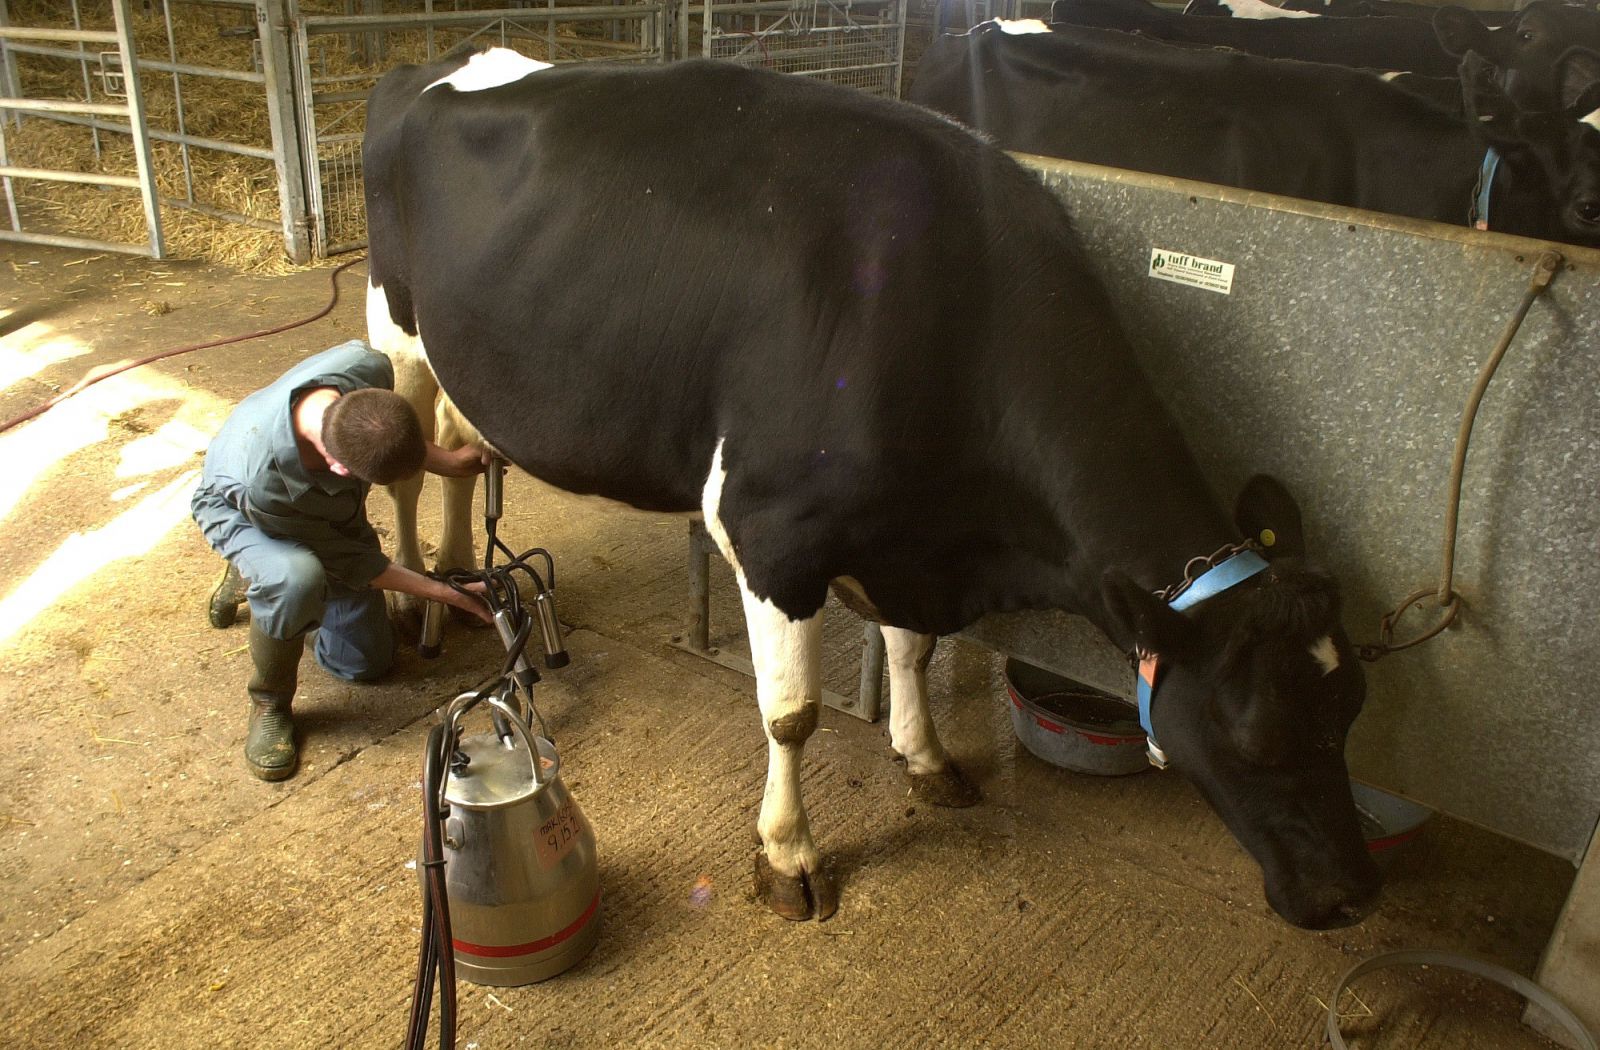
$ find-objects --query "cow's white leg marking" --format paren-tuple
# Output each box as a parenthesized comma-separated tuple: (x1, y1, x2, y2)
(741, 588, 824, 881)
(881, 627, 949, 775)
(701, 441, 825, 897)
(367, 281, 434, 579)
(1309, 635, 1340, 677)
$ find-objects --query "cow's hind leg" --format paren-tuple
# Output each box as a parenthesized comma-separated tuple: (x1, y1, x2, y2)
(368, 281, 437, 635)
(433, 398, 485, 584)
(882, 627, 980, 808)
(740, 586, 836, 921)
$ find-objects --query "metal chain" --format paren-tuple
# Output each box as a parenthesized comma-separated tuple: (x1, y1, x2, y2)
(1154, 539, 1264, 605)
(1358, 249, 1563, 662)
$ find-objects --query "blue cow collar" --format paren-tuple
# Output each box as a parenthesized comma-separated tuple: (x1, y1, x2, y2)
(1470, 148, 1500, 232)
(1136, 548, 1271, 770)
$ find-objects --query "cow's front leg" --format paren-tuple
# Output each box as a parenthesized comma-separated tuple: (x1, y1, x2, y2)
(740, 585, 836, 921)
(883, 627, 980, 808)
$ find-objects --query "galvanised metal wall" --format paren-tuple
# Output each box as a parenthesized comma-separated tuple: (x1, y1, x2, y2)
(986, 153, 1600, 863)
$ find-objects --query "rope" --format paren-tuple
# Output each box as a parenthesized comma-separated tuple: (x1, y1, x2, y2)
(0, 255, 367, 436)
(1359, 250, 1563, 660)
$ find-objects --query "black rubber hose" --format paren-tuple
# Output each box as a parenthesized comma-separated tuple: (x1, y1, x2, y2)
(406, 722, 458, 1050)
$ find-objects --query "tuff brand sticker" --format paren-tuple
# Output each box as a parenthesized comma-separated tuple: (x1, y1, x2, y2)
(1149, 248, 1235, 295)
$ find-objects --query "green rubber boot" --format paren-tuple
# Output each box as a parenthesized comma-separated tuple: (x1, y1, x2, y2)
(245, 621, 305, 782)
(208, 561, 248, 629)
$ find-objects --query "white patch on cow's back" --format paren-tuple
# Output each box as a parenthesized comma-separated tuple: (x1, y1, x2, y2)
(425, 47, 551, 94)
(1379, 71, 1405, 82)
(1309, 635, 1340, 677)
(1582, 107, 1600, 134)
(1222, 0, 1318, 17)
(991, 18, 1052, 34)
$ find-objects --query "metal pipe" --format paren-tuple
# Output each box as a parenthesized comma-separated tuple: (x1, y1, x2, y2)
(0, 25, 118, 44)
(0, 165, 139, 187)
(0, 98, 130, 115)
(302, 6, 666, 33)
(0, 41, 268, 84)
(14, 109, 277, 160)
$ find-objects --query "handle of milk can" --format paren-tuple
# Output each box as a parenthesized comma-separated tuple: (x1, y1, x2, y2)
(436, 687, 547, 814)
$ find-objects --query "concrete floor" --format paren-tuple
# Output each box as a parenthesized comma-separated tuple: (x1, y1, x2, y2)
(0, 244, 1579, 1048)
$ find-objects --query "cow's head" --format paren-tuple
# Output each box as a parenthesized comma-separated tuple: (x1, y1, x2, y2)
(1462, 47, 1600, 246)
(1101, 476, 1379, 929)
(1435, 1, 1600, 111)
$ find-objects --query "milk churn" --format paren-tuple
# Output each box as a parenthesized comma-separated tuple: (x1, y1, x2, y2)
(433, 692, 600, 986)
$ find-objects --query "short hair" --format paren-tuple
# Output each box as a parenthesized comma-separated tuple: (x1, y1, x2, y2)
(321, 389, 426, 485)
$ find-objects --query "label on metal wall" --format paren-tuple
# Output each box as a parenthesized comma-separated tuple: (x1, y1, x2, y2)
(1148, 248, 1235, 294)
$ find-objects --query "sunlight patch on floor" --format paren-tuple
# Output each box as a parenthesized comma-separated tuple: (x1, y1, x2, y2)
(0, 330, 234, 652)
(0, 316, 92, 397)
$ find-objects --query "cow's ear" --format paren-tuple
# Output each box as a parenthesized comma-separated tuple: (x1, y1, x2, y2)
(1557, 46, 1600, 113)
(1234, 475, 1305, 560)
(1101, 570, 1196, 660)
(1433, 6, 1492, 59)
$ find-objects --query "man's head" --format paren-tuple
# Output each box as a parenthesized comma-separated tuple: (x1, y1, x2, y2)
(321, 389, 425, 484)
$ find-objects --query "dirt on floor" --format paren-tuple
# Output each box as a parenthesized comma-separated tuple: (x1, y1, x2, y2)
(0, 242, 1579, 1049)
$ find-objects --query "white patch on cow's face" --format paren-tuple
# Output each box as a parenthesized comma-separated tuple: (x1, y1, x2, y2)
(1309, 635, 1340, 677)
(992, 18, 1052, 34)
(1582, 107, 1600, 134)
(425, 47, 551, 94)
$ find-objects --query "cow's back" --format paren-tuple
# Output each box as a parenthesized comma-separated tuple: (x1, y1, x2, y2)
(364, 60, 1149, 516)
(1050, 0, 1457, 75)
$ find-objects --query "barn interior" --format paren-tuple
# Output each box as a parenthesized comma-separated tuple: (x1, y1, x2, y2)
(3, 2, 1598, 1049)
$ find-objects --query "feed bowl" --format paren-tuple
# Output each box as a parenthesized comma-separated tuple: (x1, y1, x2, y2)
(1351, 781, 1433, 866)
(1004, 659, 1148, 776)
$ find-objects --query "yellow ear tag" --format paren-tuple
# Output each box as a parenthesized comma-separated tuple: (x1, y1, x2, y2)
(1259, 528, 1276, 548)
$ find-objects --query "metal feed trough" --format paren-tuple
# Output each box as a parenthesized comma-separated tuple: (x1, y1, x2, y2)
(680, 154, 1600, 1043)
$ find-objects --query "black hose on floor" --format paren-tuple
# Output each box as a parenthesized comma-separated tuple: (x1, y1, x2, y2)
(405, 720, 457, 1050)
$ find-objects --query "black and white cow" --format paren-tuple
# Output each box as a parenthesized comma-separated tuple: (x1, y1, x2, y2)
(1050, 0, 1460, 75)
(1434, 1, 1600, 110)
(1281, 0, 1519, 28)
(910, 20, 1600, 247)
(364, 48, 1381, 929)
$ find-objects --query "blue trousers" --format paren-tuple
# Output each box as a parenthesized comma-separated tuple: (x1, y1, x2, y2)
(192, 488, 394, 682)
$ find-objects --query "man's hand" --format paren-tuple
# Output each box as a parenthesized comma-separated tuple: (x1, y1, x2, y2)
(371, 562, 494, 625)
(424, 442, 491, 478)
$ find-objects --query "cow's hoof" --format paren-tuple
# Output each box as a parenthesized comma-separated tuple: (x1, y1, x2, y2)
(910, 765, 981, 808)
(388, 592, 426, 644)
(754, 852, 838, 922)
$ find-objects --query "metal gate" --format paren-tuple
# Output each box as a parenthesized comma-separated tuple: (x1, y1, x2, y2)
(684, 0, 906, 98)
(0, 0, 309, 262)
(4, 0, 908, 265)
(290, 1, 670, 259)
(0, 0, 164, 256)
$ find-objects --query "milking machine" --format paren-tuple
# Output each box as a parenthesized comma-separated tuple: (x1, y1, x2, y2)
(406, 458, 599, 1050)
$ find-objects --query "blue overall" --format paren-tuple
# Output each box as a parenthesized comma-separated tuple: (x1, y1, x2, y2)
(191, 341, 397, 681)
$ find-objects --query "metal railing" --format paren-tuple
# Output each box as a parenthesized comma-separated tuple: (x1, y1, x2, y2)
(292, 1, 670, 257)
(0, 0, 164, 256)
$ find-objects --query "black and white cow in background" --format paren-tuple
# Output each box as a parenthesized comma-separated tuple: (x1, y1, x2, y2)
(909, 20, 1600, 247)
(364, 47, 1381, 929)
(1049, 0, 1461, 75)
(1434, 1, 1600, 110)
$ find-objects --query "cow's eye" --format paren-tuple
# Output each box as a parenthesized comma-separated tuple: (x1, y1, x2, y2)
(1519, 29, 1535, 41)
